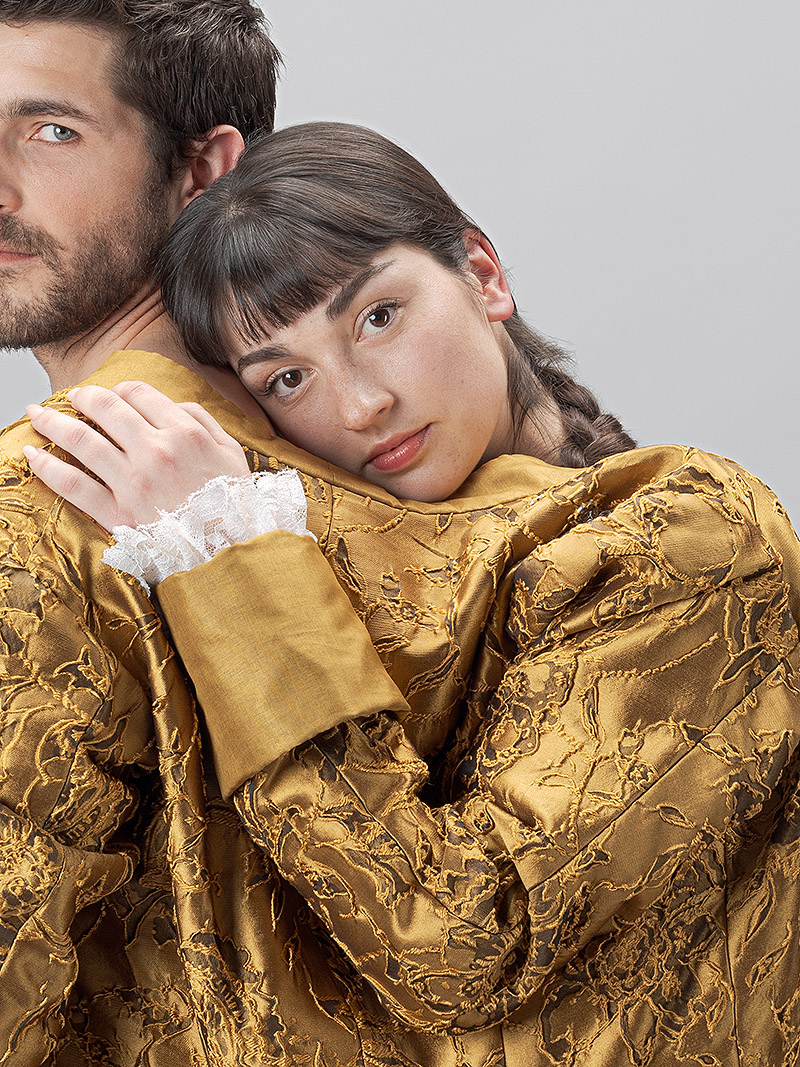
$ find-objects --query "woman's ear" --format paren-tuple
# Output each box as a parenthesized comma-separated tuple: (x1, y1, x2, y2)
(463, 228, 515, 322)
(167, 125, 246, 217)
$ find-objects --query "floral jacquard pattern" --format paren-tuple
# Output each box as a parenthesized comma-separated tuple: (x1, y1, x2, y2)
(1, 351, 799, 1066)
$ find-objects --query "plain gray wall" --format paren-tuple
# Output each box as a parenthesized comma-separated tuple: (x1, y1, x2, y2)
(3, 1, 798, 523)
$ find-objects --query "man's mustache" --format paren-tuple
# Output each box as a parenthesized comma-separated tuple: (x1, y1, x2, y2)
(0, 216, 59, 262)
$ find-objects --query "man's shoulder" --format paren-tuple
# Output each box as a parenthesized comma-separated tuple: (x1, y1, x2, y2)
(0, 414, 100, 581)
(0, 408, 63, 524)
(0, 407, 151, 623)
(0, 346, 233, 515)
(0, 347, 274, 583)
(0, 409, 51, 463)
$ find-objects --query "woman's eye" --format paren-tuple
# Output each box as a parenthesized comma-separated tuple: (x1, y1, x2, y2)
(34, 124, 78, 143)
(269, 369, 305, 397)
(361, 303, 397, 336)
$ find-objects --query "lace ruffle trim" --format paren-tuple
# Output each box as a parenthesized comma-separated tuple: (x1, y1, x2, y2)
(102, 468, 314, 594)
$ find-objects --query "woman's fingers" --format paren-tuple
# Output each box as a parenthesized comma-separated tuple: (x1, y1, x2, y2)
(113, 386, 249, 471)
(110, 380, 212, 432)
(27, 385, 251, 529)
(65, 384, 157, 447)
(26, 402, 127, 485)
(176, 401, 248, 452)
(22, 445, 118, 532)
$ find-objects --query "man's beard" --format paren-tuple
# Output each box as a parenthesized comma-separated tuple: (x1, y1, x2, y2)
(0, 170, 172, 350)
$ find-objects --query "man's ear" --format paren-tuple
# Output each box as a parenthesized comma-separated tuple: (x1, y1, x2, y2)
(170, 124, 246, 213)
(463, 229, 515, 323)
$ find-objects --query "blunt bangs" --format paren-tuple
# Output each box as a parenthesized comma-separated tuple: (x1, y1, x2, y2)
(224, 188, 398, 339)
(158, 122, 473, 368)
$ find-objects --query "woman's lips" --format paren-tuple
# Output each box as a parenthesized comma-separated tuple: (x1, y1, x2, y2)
(368, 426, 430, 474)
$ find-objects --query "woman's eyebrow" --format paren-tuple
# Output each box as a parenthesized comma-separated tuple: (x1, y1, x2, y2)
(236, 344, 292, 374)
(325, 261, 393, 322)
(237, 259, 397, 374)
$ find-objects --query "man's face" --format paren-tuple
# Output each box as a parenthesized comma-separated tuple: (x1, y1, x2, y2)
(0, 20, 175, 349)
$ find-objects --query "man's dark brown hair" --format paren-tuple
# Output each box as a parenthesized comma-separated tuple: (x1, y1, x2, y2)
(0, 0, 281, 176)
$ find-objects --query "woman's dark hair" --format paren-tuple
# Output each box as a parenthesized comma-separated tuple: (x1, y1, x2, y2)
(161, 122, 636, 467)
(0, 0, 281, 177)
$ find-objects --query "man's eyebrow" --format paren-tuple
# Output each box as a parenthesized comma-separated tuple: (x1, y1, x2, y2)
(5, 98, 100, 128)
(237, 344, 292, 375)
(325, 261, 393, 322)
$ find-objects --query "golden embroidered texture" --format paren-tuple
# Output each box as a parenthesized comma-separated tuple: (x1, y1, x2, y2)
(1, 350, 799, 1066)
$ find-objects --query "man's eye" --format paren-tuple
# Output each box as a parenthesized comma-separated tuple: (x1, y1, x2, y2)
(362, 303, 397, 336)
(34, 124, 78, 143)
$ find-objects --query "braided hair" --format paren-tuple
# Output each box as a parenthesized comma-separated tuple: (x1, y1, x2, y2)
(503, 315, 636, 466)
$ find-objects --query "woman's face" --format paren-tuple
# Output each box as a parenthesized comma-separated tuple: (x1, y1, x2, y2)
(229, 239, 517, 501)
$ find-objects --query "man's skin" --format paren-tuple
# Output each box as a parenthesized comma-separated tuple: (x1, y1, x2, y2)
(0, 17, 397, 1065)
(3, 19, 800, 1067)
(0, 19, 264, 411)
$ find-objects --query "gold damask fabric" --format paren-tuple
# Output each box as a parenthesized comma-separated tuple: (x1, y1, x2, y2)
(0, 350, 799, 1066)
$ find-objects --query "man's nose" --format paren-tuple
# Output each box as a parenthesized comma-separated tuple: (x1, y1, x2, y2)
(337, 377, 394, 432)
(0, 151, 22, 214)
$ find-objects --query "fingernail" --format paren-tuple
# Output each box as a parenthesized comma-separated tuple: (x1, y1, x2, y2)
(22, 445, 39, 461)
(26, 403, 44, 417)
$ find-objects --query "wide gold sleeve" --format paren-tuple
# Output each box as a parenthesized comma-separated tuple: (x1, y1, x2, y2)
(156, 448, 800, 1045)
(230, 593, 799, 1032)
(160, 493, 800, 1034)
(0, 543, 142, 1062)
(157, 530, 410, 797)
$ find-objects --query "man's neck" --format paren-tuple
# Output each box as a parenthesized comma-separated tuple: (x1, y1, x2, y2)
(32, 287, 266, 418)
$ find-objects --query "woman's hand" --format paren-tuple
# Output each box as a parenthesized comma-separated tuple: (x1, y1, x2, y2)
(23, 381, 251, 532)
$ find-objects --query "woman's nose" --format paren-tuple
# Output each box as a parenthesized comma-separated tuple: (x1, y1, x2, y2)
(337, 379, 394, 431)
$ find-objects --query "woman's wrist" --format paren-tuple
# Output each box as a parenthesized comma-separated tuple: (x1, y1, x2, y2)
(102, 468, 313, 593)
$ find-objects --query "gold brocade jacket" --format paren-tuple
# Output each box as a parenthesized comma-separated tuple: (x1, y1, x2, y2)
(0, 351, 799, 1067)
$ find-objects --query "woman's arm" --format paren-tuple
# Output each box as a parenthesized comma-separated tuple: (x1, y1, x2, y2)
(156, 522, 800, 1033)
(25, 391, 800, 1034)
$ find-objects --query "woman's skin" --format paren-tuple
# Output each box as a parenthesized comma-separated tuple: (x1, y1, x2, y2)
(230, 236, 517, 502)
(23, 237, 561, 524)
(25, 381, 251, 530)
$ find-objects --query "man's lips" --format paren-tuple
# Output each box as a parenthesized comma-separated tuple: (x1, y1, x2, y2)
(0, 249, 37, 264)
(367, 426, 430, 474)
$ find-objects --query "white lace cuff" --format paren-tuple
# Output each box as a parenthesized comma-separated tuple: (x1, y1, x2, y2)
(102, 468, 314, 594)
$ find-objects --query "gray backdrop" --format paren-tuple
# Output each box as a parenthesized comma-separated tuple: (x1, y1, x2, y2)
(3, 2, 798, 521)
